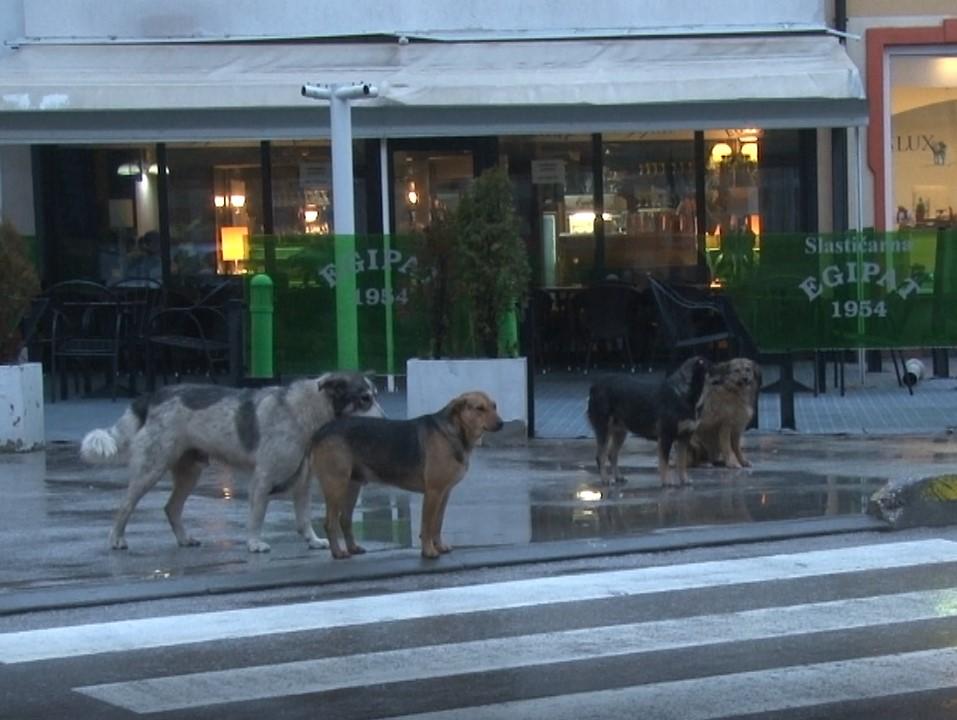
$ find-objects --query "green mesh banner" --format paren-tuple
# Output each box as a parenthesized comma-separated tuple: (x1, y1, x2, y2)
(247, 234, 430, 375)
(714, 228, 957, 351)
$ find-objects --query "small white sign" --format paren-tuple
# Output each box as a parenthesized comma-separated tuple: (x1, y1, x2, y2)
(531, 159, 566, 186)
(299, 162, 331, 189)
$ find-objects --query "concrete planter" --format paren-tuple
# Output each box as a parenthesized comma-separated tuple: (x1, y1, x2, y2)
(0, 362, 44, 453)
(406, 357, 528, 442)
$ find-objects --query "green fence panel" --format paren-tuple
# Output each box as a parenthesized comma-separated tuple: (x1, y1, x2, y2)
(248, 234, 430, 375)
(717, 229, 957, 351)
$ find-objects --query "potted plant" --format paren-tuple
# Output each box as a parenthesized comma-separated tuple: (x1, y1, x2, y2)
(0, 220, 44, 452)
(406, 166, 532, 438)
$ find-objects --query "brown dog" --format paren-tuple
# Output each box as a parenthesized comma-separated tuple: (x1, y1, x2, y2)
(690, 357, 761, 468)
(310, 391, 504, 559)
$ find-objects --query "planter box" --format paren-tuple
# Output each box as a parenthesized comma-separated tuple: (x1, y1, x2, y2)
(406, 357, 528, 442)
(0, 362, 44, 452)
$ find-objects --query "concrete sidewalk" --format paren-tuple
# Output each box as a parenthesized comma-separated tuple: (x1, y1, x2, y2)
(3, 398, 956, 612)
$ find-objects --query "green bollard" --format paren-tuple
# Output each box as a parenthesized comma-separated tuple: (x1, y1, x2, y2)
(249, 273, 274, 378)
(497, 305, 519, 358)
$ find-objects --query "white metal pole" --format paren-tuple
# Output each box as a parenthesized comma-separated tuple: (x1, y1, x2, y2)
(301, 82, 378, 371)
(855, 125, 866, 383)
(379, 139, 396, 392)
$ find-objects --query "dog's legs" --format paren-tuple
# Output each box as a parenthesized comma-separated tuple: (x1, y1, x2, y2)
(717, 424, 741, 469)
(594, 425, 611, 484)
(431, 488, 454, 554)
(608, 424, 628, 484)
(165, 452, 204, 547)
(675, 440, 692, 485)
(420, 489, 445, 559)
(731, 428, 751, 467)
(322, 499, 348, 559)
(246, 468, 276, 553)
(109, 440, 170, 550)
(339, 480, 366, 556)
(657, 435, 678, 487)
(318, 475, 352, 559)
(292, 468, 329, 550)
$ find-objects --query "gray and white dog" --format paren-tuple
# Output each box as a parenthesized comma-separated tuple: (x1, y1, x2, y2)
(81, 373, 383, 553)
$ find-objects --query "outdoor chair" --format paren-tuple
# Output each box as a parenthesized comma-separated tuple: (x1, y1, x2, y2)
(109, 277, 165, 395)
(647, 275, 740, 369)
(146, 304, 230, 389)
(45, 280, 123, 402)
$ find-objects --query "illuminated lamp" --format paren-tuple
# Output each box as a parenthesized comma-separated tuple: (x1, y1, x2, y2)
(221, 226, 249, 262)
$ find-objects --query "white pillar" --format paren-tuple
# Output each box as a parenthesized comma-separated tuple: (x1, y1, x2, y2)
(301, 82, 378, 370)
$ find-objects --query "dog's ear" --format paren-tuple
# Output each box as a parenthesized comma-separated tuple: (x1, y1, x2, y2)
(446, 395, 471, 418)
(317, 373, 349, 417)
(708, 361, 729, 383)
(317, 374, 348, 398)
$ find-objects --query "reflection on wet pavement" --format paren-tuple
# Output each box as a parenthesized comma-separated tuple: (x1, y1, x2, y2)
(0, 433, 953, 589)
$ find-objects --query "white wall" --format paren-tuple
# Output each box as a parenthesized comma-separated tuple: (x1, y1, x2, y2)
(17, 0, 826, 41)
(0, 1, 24, 42)
(844, 12, 955, 230)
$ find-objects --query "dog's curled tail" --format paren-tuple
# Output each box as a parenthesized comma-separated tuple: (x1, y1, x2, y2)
(80, 408, 144, 464)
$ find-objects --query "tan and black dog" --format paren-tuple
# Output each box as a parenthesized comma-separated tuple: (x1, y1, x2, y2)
(310, 391, 503, 559)
(690, 357, 761, 468)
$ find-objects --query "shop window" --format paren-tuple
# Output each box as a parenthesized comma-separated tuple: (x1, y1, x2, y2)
(166, 144, 262, 279)
(889, 54, 957, 232)
(392, 150, 474, 235)
(703, 129, 808, 284)
(603, 131, 697, 284)
(270, 142, 334, 236)
(36, 145, 160, 284)
(500, 135, 594, 286)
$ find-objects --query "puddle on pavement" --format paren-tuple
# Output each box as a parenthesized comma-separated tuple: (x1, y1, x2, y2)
(10, 444, 890, 563)
(345, 471, 886, 551)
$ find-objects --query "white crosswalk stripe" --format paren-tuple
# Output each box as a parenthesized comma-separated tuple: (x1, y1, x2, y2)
(384, 649, 957, 720)
(2, 538, 955, 664)
(75, 588, 957, 713)
(7, 538, 957, 718)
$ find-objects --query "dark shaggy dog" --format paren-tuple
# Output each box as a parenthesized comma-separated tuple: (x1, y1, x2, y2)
(587, 356, 710, 487)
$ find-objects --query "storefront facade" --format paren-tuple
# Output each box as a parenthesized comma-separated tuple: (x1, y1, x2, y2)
(0, 0, 868, 374)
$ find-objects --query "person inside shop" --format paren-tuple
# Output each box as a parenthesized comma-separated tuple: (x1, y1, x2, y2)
(125, 230, 162, 281)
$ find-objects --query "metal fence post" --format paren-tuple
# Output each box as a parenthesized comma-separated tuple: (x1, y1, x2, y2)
(225, 298, 245, 387)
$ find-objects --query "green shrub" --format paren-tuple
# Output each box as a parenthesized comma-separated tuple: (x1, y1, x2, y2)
(0, 220, 41, 363)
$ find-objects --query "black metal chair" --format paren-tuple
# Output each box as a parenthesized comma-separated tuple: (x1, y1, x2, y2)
(46, 280, 123, 402)
(647, 275, 739, 369)
(574, 283, 642, 373)
(146, 304, 230, 389)
(109, 277, 165, 395)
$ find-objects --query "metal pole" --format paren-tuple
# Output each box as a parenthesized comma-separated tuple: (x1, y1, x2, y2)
(379, 140, 396, 391)
(302, 82, 378, 372)
(329, 91, 359, 370)
(855, 125, 866, 384)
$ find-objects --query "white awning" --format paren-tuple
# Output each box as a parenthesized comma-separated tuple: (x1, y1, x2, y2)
(0, 34, 866, 142)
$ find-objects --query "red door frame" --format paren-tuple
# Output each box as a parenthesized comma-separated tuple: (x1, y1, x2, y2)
(866, 18, 957, 230)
